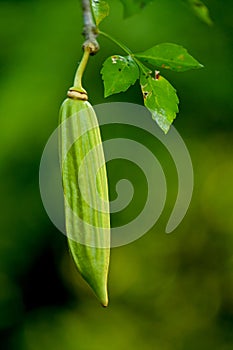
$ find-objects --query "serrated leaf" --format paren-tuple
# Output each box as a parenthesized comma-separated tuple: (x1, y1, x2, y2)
(91, 0, 110, 26)
(184, 0, 213, 25)
(120, 0, 152, 17)
(140, 72, 179, 133)
(101, 55, 139, 97)
(135, 43, 203, 72)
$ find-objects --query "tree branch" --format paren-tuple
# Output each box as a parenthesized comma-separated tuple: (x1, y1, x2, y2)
(82, 0, 99, 55)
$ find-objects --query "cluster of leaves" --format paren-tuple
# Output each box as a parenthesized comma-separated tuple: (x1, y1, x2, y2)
(91, 0, 210, 133)
(100, 45, 203, 133)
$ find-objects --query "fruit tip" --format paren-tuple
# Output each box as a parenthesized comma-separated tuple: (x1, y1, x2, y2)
(101, 301, 108, 308)
(100, 295, 108, 308)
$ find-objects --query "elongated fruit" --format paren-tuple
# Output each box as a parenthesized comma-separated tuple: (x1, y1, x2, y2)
(59, 92, 110, 306)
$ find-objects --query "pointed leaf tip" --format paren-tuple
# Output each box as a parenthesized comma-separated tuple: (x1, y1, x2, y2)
(135, 43, 203, 72)
(140, 73, 179, 133)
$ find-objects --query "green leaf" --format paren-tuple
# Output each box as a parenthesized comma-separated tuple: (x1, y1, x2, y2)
(184, 0, 213, 25)
(91, 0, 110, 26)
(120, 0, 152, 17)
(101, 55, 139, 97)
(140, 72, 179, 133)
(135, 43, 203, 72)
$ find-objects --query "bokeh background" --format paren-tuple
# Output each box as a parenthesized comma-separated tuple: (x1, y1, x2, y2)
(1, 0, 233, 349)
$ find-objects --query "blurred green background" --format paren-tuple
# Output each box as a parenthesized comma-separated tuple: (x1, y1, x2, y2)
(1, 0, 233, 349)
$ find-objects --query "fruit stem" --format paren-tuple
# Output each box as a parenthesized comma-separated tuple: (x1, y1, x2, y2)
(73, 48, 90, 94)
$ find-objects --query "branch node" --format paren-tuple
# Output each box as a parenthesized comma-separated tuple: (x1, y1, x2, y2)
(82, 0, 99, 55)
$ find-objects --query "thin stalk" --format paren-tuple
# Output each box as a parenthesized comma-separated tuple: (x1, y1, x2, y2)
(98, 30, 132, 55)
(134, 57, 152, 76)
(73, 48, 90, 92)
(99, 30, 151, 76)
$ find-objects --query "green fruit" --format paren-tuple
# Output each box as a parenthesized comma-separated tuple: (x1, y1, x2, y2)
(59, 93, 110, 306)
